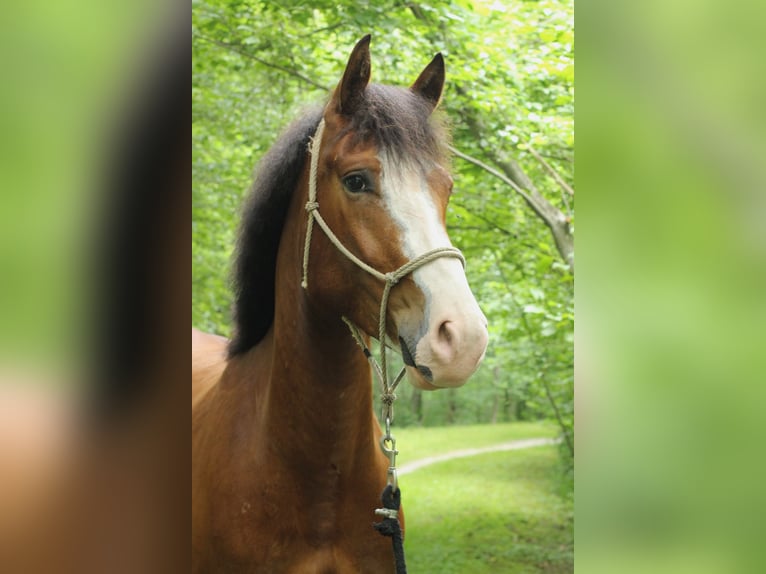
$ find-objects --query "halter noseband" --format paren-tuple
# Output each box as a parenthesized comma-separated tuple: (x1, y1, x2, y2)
(300, 118, 465, 443)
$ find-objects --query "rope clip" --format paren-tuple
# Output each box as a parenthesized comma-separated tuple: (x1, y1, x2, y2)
(380, 419, 399, 492)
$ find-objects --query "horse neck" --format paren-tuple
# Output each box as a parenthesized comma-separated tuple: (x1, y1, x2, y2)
(243, 168, 379, 472)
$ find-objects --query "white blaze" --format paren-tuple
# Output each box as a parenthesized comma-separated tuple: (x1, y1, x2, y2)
(379, 152, 488, 387)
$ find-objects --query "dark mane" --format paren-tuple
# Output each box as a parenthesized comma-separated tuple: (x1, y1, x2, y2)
(229, 85, 448, 356)
(228, 107, 323, 356)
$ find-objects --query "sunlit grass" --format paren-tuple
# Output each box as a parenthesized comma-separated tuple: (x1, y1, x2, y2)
(401, 445, 572, 573)
(393, 421, 559, 465)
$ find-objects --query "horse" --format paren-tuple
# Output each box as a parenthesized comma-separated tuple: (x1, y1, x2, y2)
(192, 35, 488, 573)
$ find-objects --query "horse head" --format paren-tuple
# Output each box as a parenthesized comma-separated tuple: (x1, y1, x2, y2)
(302, 36, 488, 390)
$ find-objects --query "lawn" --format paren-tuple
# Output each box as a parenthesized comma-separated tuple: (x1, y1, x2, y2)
(394, 424, 573, 573)
(393, 421, 560, 465)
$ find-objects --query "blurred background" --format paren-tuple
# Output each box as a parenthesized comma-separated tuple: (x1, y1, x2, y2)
(0, 0, 187, 572)
(0, 1, 159, 376)
(577, 1, 766, 572)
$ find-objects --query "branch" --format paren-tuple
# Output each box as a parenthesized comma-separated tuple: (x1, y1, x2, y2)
(528, 146, 573, 216)
(194, 33, 329, 91)
(448, 225, 500, 233)
(449, 200, 513, 236)
(534, 151, 574, 163)
(495, 156, 574, 274)
(528, 146, 574, 196)
(451, 144, 574, 273)
(452, 85, 574, 273)
(539, 368, 575, 458)
(450, 145, 545, 221)
(298, 23, 343, 38)
(449, 203, 543, 254)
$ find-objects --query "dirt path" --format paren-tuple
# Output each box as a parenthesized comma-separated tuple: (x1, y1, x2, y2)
(398, 437, 561, 476)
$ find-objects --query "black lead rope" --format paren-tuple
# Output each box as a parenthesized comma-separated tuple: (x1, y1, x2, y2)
(373, 484, 407, 574)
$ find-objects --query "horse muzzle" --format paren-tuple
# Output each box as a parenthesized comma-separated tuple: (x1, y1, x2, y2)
(399, 312, 488, 389)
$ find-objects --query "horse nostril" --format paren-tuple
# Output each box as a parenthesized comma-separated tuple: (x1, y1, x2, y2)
(429, 320, 460, 365)
(438, 321, 454, 345)
(399, 336, 416, 367)
(417, 365, 433, 382)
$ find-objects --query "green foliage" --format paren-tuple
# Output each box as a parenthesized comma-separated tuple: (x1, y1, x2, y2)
(192, 0, 573, 470)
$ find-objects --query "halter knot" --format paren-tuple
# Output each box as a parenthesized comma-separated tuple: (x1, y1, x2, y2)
(381, 392, 397, 406)
(384, 272, 399, 286)
(305, 201, 319, 212)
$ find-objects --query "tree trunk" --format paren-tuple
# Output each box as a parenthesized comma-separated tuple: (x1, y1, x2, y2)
(446, 389, 457, 425)
(490, 366, 501, 424)
(410, 388, 423, 425)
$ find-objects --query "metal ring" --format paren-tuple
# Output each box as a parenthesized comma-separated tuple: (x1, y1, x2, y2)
(375, 508, 399, 520)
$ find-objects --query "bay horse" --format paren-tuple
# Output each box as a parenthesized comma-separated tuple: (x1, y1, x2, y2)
(192, 35, 488, 573)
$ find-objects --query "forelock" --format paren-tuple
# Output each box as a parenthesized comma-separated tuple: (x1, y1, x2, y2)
(341, 84, 449, 165)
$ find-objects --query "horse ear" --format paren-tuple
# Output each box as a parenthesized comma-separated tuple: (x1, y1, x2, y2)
(333, 35, 372, 116)
(410, 53, 445, 112)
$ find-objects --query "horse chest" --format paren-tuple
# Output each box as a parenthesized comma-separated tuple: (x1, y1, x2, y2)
(202, 458, 392, 572)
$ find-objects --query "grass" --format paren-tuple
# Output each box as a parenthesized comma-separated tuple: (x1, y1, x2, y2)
(393, 421, 560, 465)
(393, 424, 573, 573)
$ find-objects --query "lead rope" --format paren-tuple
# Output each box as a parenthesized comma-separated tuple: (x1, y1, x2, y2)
(302, 118, 465, 574)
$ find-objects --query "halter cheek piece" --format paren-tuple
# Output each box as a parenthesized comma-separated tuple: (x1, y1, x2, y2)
(300, 118, 465, 485)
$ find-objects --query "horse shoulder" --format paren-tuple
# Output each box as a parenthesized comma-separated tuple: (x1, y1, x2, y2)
(192, 328, 228, 408)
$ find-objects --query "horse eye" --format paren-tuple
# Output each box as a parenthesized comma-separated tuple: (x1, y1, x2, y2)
(342, 173, 371, 194)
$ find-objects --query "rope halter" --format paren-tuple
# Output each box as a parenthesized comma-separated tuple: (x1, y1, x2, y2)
(300, 117, 465, 488)
(301, 118, 465, 492)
